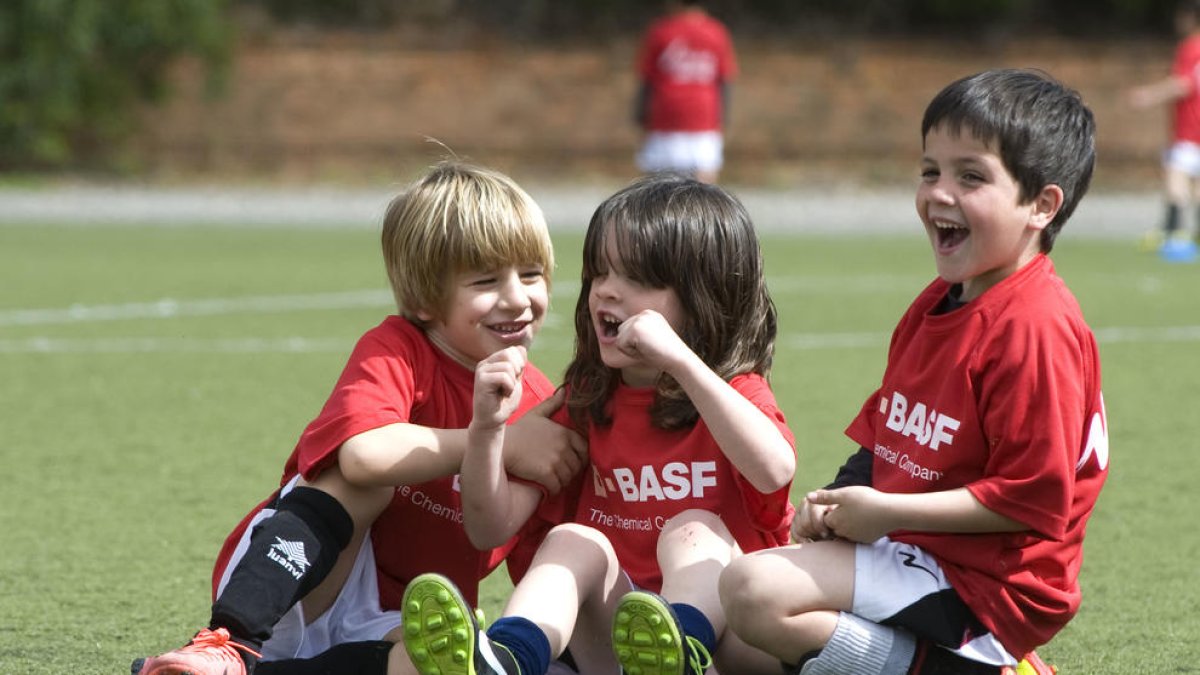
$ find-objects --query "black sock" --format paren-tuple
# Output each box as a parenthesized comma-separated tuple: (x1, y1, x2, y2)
(1165, 203, 1181, 235)
(253, 641, 392, 675)
(210, 487, 354, 654)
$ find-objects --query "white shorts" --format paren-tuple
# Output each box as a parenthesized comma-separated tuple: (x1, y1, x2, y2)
(215, 477, 403, 661)
(853, 538, 1017, 667)
(636, 131, 724, 175)
(1164, 141, 1200, 176)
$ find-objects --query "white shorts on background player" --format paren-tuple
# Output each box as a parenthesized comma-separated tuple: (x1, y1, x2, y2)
(854, 538, 1017, 667)
(1164, 140, 1200, 176)
(214, 477, 402, 661)
(637, 130, 724, 175)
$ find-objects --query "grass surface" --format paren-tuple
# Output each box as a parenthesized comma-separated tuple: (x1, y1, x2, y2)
(2, 221, 1197, 673)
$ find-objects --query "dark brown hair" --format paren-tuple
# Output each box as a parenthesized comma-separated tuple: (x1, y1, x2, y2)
(563, 173, 776, 431)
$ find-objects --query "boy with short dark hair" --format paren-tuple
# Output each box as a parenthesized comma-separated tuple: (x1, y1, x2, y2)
(719, 69, 1108, 675)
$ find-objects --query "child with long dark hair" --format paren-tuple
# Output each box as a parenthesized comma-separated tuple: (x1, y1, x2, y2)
(401, 173, 796, 675)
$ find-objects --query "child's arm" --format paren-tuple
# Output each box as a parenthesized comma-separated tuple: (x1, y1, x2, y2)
(1129, 74, 1191, 108)
(336, 397, 586, 494)
(616, 310, 795, 493)
(460, 346, 545, 549)
(806, 485, 1026, 544)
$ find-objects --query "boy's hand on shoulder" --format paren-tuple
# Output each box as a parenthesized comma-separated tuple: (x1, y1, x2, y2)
(806, 486, 898, 544)
(504, 388, 588, 495)
(472, 347, 527, 429)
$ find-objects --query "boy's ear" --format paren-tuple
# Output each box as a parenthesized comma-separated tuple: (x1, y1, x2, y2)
(1028, 184, 1065, 231)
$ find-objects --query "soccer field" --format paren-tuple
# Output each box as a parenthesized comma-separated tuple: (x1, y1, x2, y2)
(2, 212, 1198, 673)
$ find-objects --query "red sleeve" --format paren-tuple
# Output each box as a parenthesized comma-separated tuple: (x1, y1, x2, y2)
(287, 327, 419, 479)
(964, 313, 1088, 541)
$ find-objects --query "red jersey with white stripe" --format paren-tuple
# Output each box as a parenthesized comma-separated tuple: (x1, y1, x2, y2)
(637, 10, 737, 132)
(530, 374, 794, 592)
(1172, 34, 1200, 143)
(845, 255, 1108, 657)
(211, 315, 556, 608)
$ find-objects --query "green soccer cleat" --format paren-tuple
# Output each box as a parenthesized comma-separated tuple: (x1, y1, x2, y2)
(611, 591, 712, 675)
(401, 573, 518, 675)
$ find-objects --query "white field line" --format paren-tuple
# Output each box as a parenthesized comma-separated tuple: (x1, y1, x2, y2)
(0, 336, 354, 354)
(0, 290, 395, 327)
(0, 276, 916, 329)
(0, 270, 1166, 328)
(3, 325, 1199, 354)
(0, 286, 586, 328)
(783, 325, 1200, 350)
(3, 288, 1198, 353)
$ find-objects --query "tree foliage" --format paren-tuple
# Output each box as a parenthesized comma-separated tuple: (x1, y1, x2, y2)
(0, 0, 231, 170)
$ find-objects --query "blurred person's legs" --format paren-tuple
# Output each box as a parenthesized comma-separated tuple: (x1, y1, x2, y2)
(1148, 142, 1200, 254)
(637, 131, 724, 184)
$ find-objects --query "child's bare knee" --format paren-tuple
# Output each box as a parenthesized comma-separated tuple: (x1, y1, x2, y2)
(658, 509, 731, 548)
(541, 522, 618, 561)
(719, 555, 776, 623)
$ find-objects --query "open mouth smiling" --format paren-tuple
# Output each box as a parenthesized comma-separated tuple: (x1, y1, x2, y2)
(933, 219, 969, 251)
(597, 311, 623, 339)
(489, 320, 530, 337)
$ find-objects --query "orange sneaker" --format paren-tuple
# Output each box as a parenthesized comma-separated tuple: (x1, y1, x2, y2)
(131, 627, 260, 675)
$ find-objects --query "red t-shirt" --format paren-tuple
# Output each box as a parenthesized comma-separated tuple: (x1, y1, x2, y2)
(845, 255, 1108, 657)
(212, 315, 556, 608)
(637, 10, 737, 132)
(522, 374, 794, 592)
(1172, 34, 1200, 143)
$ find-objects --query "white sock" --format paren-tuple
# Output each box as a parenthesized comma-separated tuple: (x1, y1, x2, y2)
(799, 612, 916, 675)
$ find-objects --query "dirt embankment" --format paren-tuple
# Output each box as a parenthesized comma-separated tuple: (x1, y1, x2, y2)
(137, 33, 1173, 189)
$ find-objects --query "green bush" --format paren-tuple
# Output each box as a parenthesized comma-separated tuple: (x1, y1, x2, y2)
(0, 0, 231, 170)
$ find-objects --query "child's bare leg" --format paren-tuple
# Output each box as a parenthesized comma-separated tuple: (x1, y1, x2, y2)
(712, 627, 791, 675)
(719, 540, 855, 663)
(656, 509, 736, 633)
(657, 510, 780, 675)
(380, 633, 418, 675)
(505, 523, 630, 671)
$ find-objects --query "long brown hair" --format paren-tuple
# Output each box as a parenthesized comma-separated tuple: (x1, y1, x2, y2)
(564, 173, 776, 431)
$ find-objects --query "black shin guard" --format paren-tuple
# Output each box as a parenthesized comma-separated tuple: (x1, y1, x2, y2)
(253, 641, 393, 675)
(211, 487, 354, 649)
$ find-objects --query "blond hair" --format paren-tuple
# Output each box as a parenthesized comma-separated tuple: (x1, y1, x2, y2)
(381, 161, 554, 320)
